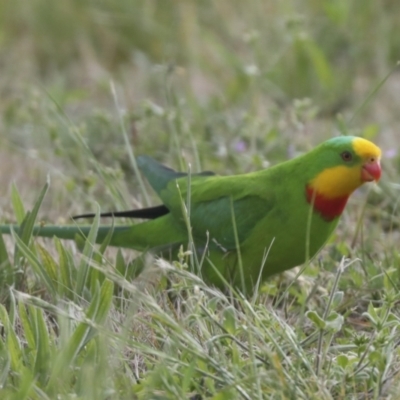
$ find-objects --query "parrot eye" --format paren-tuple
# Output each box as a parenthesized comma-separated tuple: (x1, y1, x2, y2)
(341, 151, 353, 162)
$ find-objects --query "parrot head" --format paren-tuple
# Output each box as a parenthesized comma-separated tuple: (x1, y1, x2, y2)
(306, 136, 382, 220)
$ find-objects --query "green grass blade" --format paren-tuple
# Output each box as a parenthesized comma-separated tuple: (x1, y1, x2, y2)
(18, 302, 35, 350)
(0, 304, 22, 373)
(19, 181, 50, 246)
(36, 244, 58, 283)
(47, 279, 113, 392)
(55, 237, 75, 299)
(0, 232, 13, 290)
(11, 230, 57, 298)
(76, 204, 100, 298)
(11, 183, 26, 225)
(32, 306, 51, 386)
(13, 181, 49, 268)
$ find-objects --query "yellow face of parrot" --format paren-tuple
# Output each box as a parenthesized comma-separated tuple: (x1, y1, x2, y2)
(306, 137, 381, 220)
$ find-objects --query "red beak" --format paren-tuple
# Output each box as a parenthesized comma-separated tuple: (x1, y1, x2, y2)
(361, 159, 381, 182)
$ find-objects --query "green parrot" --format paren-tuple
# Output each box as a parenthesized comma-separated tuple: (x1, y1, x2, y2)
(0, 136, 381, 292)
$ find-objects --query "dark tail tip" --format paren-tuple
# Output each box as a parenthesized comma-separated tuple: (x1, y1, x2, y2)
(72, 205, 169, 220)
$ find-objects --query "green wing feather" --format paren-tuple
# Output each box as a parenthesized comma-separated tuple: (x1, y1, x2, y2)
(137, 155, 214, 196)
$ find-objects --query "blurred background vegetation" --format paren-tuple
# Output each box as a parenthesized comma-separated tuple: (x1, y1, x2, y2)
(0, 1, 399, 213)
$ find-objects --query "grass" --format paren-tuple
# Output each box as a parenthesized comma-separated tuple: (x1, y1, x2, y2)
(0, 0, 400, 398)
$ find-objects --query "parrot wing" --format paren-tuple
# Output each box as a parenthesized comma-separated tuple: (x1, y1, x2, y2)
(137, 155, 215, 195)
(159, 172, 276, 251)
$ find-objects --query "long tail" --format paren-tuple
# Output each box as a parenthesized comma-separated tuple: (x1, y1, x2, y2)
(0, 224, 134, 248)
(0, 214, 187, 252)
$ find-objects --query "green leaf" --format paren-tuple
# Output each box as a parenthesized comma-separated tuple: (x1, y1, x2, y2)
(306, 310, 326, 330)
(362, 302, 378, 326)
(47, 279, 113, 391)
(212, 388, 237, 400)
(87, 279, 114, 327)
(11, 183, 26, 225)
(331, 291, 344, 308)
(222, 306, 236, 335)
(36, 244, 58, 282)
(32, 306, 51, 385)
(0, 304, 22, 372)
(14, 181, 49, 267)
(182, 358, 197, 394)
(98, 219, 114, 255)
(336, 354, 349, 369)
(18, 302, 35, 350)
(18, 181, 49, 246)
(0, 231, 13, 289)
(11, 230, 56, 297)
(124, 254, 146, 281)
(9, 366, 35, 400)
(76, 204, 100, 298)
(325, 311, 344, 332)
(115, 249, 126, 275)
(55, 237, 74, 298)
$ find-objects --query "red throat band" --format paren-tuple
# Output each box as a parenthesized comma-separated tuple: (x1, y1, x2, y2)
(306, 186, 349, 221)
